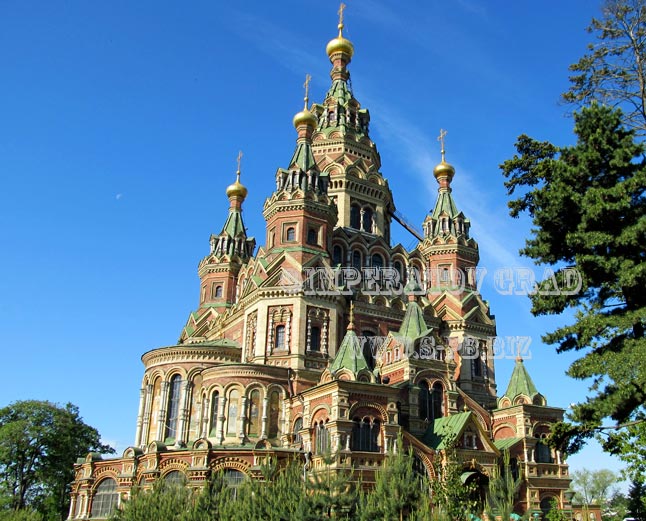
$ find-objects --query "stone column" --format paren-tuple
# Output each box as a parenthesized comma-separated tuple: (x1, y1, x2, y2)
(176, 379, 191, 447)
(134, 387, 146, 447)
(157, 381, 170, 442)
(67, 495, 76, 519)
(216, 396, 227, 445)
(261, 396, 269, 439)
(200, 396, 209, 439)
(140, 384, 153, 447)
(239, 396, 248, 443)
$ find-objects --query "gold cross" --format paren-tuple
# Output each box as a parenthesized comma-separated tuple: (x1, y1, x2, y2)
(338, 3, 346, 26)
(303, 74, 311, 108)
(236, 150, 243, 177)
(438, 129, 447, 161)
(349, 300, 354, 327)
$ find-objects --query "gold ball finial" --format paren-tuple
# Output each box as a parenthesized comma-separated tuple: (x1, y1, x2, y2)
(293, 74, 318, 128)
(433, 128, 455, 181)
(225, 151, 248, 200)
(326, 3, 354, 59)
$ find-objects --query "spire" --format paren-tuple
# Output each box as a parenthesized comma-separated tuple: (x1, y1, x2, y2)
(500, 358, 545, 406)
(329, 301, 370, 379)
(424, 129, 470, 240)
(211, 153, 254, 259)
(289, 74, 318, 173)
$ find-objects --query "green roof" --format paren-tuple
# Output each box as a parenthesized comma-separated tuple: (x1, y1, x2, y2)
(289, 142, 316, 173)
(421, 411, 471, 450)
(494, 438, 523, 451)
(397, 300, 431, 340)
(220, 208, 246, 239)
(329, 328, 369, 378)
(501, 358, 541, 403)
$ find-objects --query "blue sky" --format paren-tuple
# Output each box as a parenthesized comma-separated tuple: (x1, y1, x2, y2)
(0, 0, 626, 485)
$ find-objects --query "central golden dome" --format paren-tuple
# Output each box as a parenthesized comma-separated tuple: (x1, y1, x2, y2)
(293, 107, 318, 128)
(326, 23, 354, 59)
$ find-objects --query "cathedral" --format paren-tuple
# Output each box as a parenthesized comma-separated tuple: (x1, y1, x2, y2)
(69, 9, 573, 520)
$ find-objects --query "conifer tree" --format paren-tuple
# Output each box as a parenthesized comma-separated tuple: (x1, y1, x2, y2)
(359, 436, 431, 521)
(627, 479, 646, 520)
(484, 451, 523, 521)
(430, 442, 479, 519)
(501, 103, 646, 455)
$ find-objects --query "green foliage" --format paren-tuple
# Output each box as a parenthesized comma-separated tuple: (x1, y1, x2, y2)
(627, 479, 646, 520)
(0, 400, 113, 520)
(430, 447, 479, 520)
(570, 468, 618, 506)
(111, 481, 194, 521)
(484, 451, 523, 521)
(501, 104, 646, 455)
(359, 437, 430, 521)
(305, 454, 357, 519)
(0, 510, 43, 521)
(562, 0, 646, 135)
(544, 499, 568, 521)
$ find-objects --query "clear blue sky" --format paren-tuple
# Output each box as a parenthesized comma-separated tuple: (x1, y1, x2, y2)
(0, 0, 625, 485)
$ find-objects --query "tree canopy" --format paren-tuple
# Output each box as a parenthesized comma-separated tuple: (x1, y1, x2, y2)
(0, 400, 113, 519)
(563, 0, 646, 135)
(500, 103, 646, 455)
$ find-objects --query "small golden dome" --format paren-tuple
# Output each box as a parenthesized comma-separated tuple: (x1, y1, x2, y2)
(433, 160, 455, 181)
(226, 172, 248, 200)
(293, 107, 317, 128)
(326, 23, 354, 59)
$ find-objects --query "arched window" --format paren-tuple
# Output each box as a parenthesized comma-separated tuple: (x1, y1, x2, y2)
(310, 326, 321, 352)
(540, 497, 554, 515)
(268, 390, 280, 438)
(536, 441, 553, 463)
(91, 478, 119, 518)
(227, 390, 240, 436)
(307, 228, 318, 245)
(351, 417, 380, 452)
(214, 285, 223, 298)
(91, 478, 118, 518)
(333, 245, 343, 266)
(209, 391, 219, 436)
(393, 260, 404, 282)
(350, 205, 361, 229)
(371, 253, 384, 269)
(165, 375, 181, 441)
(223, 469, 246, 499)
(419, 381, 431, 421)
(275, 325, 286, 350)
(362, 207, 373, 232)
(286, 227, 296, 241)
(164, 470, 186, 486)
(247, 389, 260, 437)
(431, 382, 444, 420)
(315, 421, 330, 454)
(352, 250, 362, 270)
(293, 417, 303, 445)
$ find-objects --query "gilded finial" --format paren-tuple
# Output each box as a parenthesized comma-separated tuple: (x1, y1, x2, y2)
(516, 342, 523, 362)
(226, 150, 248, 200)
(438, 129, 447, 163)
(348, 300, 355, 330)
(303, 74, 311, 110)
(338, 3, 346, 34)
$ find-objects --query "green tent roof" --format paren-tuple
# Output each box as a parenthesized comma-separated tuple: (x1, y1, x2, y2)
(500, 358, 541, 404)
(421, 411, 471, 450)
(329, 328, 369, 378)
(397, 300, 431, 340)
(494, 438, 523, 451)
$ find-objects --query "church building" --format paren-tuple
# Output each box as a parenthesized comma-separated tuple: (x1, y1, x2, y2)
(69, 8, 572, 519)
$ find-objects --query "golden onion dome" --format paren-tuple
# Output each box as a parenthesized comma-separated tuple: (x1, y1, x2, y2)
(226, 172, 248, 200)
(326, 23, 354, 59)
(433, 160, 456, 181)
(293, 107, 318, 128)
